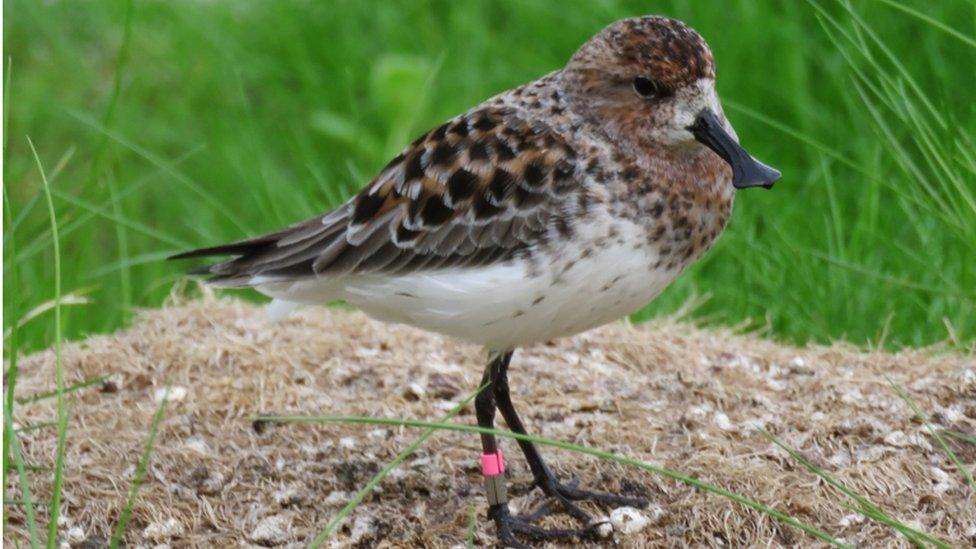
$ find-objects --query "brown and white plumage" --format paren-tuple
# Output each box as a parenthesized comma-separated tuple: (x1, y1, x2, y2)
(172, 15, 780, 546)
(172, 15, 776, 351)
(175, 104, 579, 281)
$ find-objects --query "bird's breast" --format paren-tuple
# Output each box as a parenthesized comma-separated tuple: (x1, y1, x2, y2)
(596, 144, 734, 275)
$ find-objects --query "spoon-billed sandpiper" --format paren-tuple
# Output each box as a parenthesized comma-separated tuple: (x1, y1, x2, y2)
(171, 15, 780, 546)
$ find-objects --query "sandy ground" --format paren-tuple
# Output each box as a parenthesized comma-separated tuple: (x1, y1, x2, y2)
(4, 296, 975, 548)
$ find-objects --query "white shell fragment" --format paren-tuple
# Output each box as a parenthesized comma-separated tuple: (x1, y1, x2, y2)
(610, 506, 651, 535)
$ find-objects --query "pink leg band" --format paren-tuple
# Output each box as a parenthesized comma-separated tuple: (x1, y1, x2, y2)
(480, 450, 505, 476)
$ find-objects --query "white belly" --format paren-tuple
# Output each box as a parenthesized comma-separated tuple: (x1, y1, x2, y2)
(254, 220, 680, 350)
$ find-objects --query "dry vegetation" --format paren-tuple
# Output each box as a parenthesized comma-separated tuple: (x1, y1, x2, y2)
(5, 296, 975, 547)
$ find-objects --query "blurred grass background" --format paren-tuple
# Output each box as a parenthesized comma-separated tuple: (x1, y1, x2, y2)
(4, 0, 975, 351)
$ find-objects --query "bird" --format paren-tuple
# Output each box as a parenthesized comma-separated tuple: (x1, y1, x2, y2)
(170, 14, 780, 547)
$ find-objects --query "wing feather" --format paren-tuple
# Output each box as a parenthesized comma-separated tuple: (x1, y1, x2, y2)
(170, 106, 583, 284)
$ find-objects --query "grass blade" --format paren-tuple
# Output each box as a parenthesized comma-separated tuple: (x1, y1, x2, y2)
(3, 181, 40, 546)
(4, 292, 92, 341)
(3, 179, 27, 542)
(109, 385, 171, 548)
(50, 188, 189, 248)
(723, 100, 876, 180)
(27, 137, 70, 549)
(8, 145, 202, 270)
(465, 503, 477, 548)
(15, 375, 111, 405)
(106, 173, 133, 320)
(762, 431, 949, 548)
(258, 414, 849, 548)
(68, 110, 251, 236)
(302, 386, 485, 547)
(14, 422, 58, 435)
(876, 0, 976, 49)
(3, 415, 40, 547)
(3, 56, 11, 157)
(84, 0, 134, 189)
(886, 377, 976, 493)
(941, 430, 976, 445)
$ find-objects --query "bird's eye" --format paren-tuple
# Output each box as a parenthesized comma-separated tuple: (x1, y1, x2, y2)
(632, 77, 662, 98)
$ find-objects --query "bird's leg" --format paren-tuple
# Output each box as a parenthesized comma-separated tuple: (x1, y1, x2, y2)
(492, 351, 648, 523)
(476, 352, 594, 548)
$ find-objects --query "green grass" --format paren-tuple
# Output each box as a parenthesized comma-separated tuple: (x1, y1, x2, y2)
(4, 0, 976, 546)
(301, 385, 483, 547)
(3, 0, 975, 351)
(764, 430, 949, 548)
(14, 374, 109, 405)
(259, 412, 857, 547)
(28, 137, 69, 549)
(887, 377, 976, 493)
(109, 385, 170, 549)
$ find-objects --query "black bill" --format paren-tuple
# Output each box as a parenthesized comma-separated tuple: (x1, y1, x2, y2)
(687, 109, 780, 190)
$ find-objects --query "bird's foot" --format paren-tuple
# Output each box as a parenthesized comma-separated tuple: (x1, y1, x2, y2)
(489, 503, 603, 548)
(540, 477, 649, 508)
(518, 476, 649, 525)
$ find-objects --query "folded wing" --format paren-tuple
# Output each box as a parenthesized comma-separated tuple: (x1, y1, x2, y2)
(170, 106, 581, 286)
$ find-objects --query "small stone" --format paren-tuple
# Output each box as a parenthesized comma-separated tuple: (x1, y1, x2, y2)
(155, 386, 187, 403)
(839, 513, 864, 527)
(403, 382, 426, 401)
(908, 433, 933, 451)
(884, 430, 908, 447)
(348, 515, 373, 544)
(339, 436, 357, 449)
(766, 378, 787, 391)
(930, 466, 951, 484)
(687, 403, 712, 417)
(937, 405, 964, 423)
(593, 520, 613, 539)
(609, 506, 650, 535)
(788, 356, 814, 375)
(827, 451, 851, 468)
(187, 466, 225, 496)
(930, 466, 954, 495)
(713, 412, 734, 431)
(741, 417, 766, 431)
(249, 514, 291, 546)
(961, 368, 975, 385)
(66, 526, 86, 543)
(273, 485, 303, 507)
(144, 518, 182, 541)
(323, 490, 350, 505)
(183, 437, 211, 455)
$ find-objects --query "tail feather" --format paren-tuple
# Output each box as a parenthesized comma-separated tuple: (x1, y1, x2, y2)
(166, 234, 280, 261)
(167, 208, 352, 285)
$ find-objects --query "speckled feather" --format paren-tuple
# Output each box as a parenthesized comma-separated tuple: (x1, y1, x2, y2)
(188, 101, 584, 282)
(174, 16, 739, 350)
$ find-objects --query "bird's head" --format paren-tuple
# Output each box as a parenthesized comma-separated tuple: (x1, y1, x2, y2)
(562, 16, 780, 189)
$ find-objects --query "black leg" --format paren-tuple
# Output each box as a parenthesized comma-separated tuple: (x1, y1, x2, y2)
(475, 353, 502, 456)
(476, 351, 595, 548)
(492, 351, 649, 520)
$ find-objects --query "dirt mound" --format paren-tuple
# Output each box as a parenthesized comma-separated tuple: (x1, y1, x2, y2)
(5, 297, 975, 547)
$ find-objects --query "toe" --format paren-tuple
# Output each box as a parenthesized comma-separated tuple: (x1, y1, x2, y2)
(555, 483, 649, 508)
